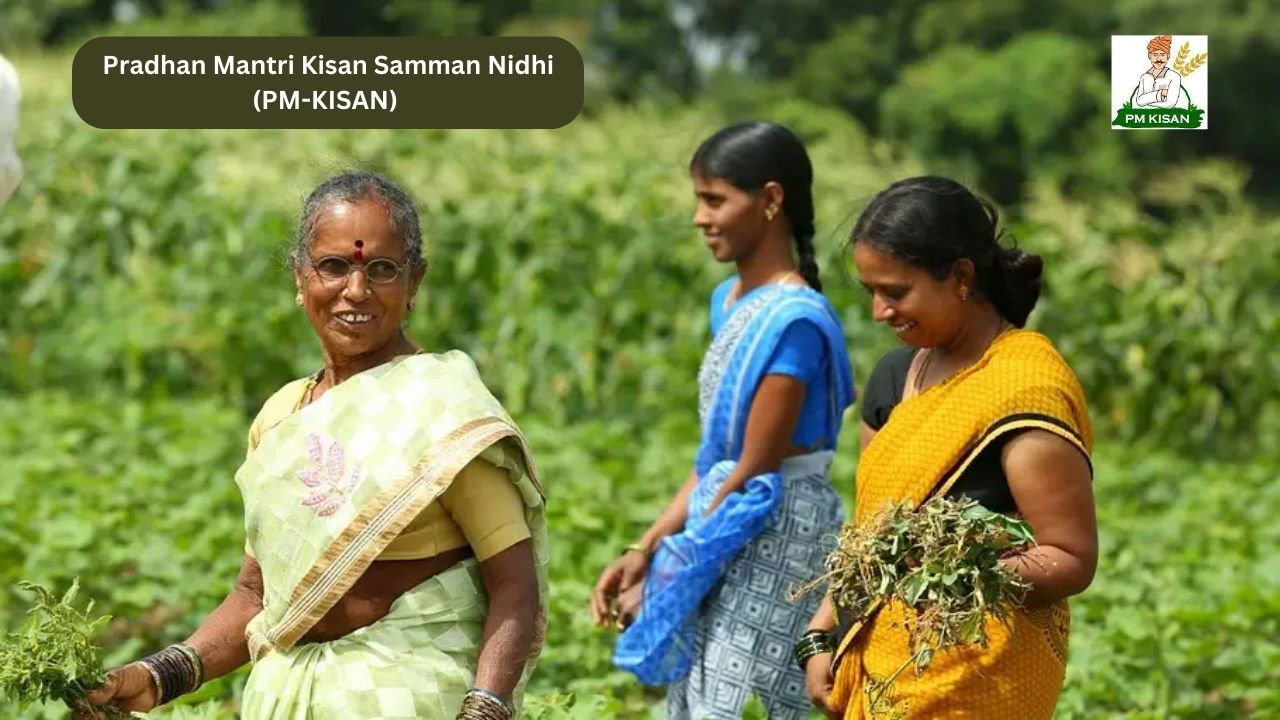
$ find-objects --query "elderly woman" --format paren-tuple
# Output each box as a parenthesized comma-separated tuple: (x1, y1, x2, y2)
(79, 172, 548, 720)
(803, 176, 1095, 719)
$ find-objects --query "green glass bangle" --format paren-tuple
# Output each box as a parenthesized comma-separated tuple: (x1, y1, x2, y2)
(793, 629, 835, 670)
(173, 643, 204, 688)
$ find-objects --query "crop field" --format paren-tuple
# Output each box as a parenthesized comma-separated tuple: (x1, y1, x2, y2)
(3, 45, 1278, 719)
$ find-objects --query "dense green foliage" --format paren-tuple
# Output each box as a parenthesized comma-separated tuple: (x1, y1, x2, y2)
(6, 397, 1277, 718)
(4, 0, 1279, 202)
(5, 50, 1276, 449)
(3, 21, 1279, 720)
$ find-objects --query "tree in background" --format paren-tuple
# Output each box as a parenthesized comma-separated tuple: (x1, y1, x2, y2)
(1, 0, 1277, 201)
(590, 0, 695, 101)
(300, 0, 531, 36)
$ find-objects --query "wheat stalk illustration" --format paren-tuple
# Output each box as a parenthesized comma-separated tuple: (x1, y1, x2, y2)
(1172, 42, 1191, 72)
(1172, 41, 1207, 76)
(1180, 52, 1208, 75)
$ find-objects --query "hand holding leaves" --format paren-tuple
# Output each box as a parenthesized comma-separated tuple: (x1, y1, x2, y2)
(0, 580, 130, 719)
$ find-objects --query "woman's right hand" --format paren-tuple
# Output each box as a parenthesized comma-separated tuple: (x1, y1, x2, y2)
(804, 652, 841, 719)
(72, 663, 159, 719)
(589, 551, 649, 628)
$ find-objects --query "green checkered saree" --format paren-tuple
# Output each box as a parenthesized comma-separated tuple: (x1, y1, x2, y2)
(234, 351, 548, 719)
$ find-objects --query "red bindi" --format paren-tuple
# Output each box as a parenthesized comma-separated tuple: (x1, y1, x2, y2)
(353, 240, 364, 262)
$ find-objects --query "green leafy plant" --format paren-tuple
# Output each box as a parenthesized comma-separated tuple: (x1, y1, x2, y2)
(804, 497, 1034, 705)
(522, 691, 629, 719)
(0, 580, 126, 719)
(739, 693, 769, 719)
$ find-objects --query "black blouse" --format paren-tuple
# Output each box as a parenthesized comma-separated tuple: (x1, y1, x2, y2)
(860, 347, 1019, 514)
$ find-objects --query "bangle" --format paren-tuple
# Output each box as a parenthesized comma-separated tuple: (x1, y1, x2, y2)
(621, 542, 651, 557)
(456, 687, 513, 720)
(138, 644, 202, 705)
(793, 629, 834, 671)
(173, 643, 205, 688)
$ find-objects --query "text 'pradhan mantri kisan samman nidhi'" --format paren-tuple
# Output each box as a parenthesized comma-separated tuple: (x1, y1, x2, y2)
(101, 54, 556, 76)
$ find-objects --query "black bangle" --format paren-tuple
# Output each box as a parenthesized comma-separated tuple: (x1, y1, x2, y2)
(138, 644, 200, 705)
(794, 629, 835, 671)
(456, 687, 513, 720)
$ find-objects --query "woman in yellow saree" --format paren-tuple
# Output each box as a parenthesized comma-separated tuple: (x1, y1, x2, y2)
(801, 177, 1097, 719)
(79, 171, 548, 720)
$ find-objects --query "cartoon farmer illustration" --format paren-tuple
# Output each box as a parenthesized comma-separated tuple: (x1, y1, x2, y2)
(1136, 35, 1188, 109)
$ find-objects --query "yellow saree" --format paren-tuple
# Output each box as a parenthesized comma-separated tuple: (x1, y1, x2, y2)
(830, 330, 1091, 719)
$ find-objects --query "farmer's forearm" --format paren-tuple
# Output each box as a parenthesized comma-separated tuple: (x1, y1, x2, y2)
(475, 541, 539, 699)
(808, 594, 837, 631)
(1001, 543, 1095, 608)
(705, 376, 806, 512)
(475, 569, 537, 696)
(639, 468, 699, 549)
(183, 555, 262, 681)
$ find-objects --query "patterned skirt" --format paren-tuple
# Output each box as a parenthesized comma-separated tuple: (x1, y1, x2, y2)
(241, 560, 500, 720)
(667, 451, 845, 720)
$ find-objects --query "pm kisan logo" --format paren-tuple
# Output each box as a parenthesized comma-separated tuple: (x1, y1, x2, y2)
(1111, 35, 1208, 130)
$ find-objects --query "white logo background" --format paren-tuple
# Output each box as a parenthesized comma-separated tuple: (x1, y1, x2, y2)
(1111, 35, 1208, 130)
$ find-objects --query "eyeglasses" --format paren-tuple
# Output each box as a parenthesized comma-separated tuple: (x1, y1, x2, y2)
(309, 256, 407, 285)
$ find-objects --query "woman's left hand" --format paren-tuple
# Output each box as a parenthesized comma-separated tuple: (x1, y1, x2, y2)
(614, 582, 644, 630)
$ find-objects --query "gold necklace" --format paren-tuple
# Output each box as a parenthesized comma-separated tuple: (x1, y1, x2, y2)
(913, 320, 1013, 395)
(299, 344, 423, 409)
(729, 269, 801, 306)
(770, 269, 802, 286)
(299, 369, 325, 408)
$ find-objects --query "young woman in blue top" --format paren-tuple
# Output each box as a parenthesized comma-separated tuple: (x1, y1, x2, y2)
(590, 122, 856, 719)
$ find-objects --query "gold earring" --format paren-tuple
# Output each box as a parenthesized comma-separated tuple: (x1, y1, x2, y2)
(959, 286, 970, 301)
(295, 294, 303, 307)
(765, 208, 776, 221)
(408, 299, 416, 312)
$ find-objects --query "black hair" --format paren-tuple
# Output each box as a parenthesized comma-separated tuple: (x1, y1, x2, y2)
(690, 122, 822, 292)
(849, 176, 1043, 327)
(291, 170, 424, 270)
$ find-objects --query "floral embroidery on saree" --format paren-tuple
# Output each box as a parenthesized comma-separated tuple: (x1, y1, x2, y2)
(297, 433, 361, 517)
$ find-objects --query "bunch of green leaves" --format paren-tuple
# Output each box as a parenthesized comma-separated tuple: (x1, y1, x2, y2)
(0, 580, 126, 719)
(814, 497, 1034, 690)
